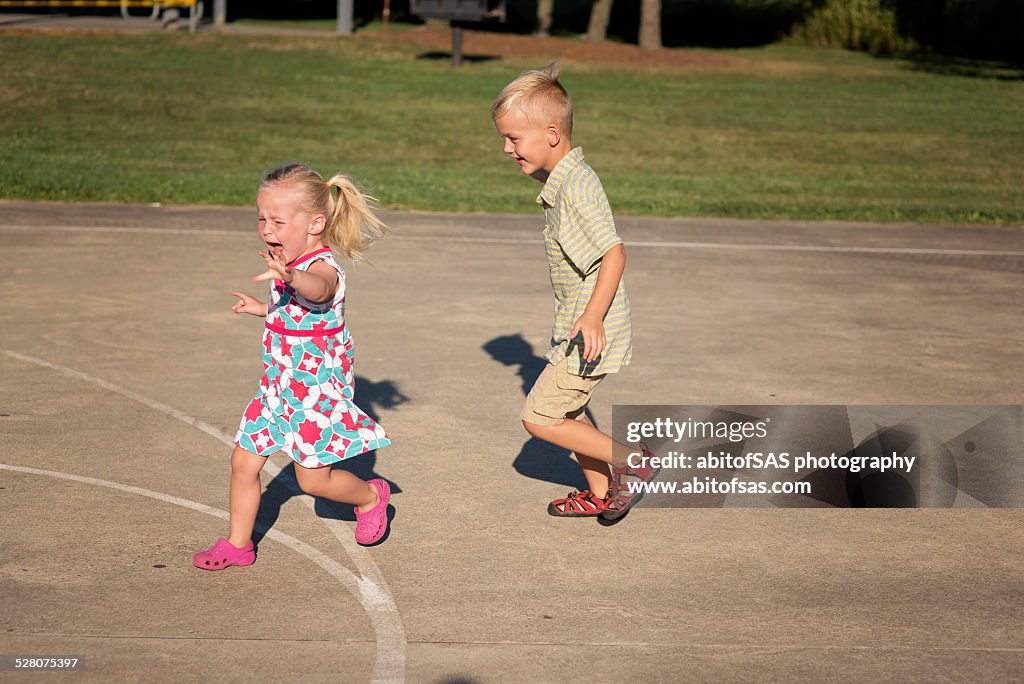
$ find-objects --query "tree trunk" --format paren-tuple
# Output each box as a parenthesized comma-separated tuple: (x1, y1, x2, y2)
(639, 0, 661, 49)
(586, 0, 613, 42)
(535, 0, 554, 36)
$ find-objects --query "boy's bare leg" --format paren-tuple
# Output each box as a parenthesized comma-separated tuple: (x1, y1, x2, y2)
(576, 453, 612, 498)
(524, 414, 619, 498)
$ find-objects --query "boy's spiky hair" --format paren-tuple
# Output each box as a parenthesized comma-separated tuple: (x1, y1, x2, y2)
(491, 62, 573, 140)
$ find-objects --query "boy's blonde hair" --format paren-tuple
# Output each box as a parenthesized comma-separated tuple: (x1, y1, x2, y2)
(491, 62, 573, 140)
(260, 163, 386, 262)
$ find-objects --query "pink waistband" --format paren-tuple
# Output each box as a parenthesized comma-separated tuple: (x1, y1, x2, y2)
(265, 321, 344, 337)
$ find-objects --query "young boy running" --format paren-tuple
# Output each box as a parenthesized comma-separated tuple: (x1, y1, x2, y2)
(491, 63, 658, 521)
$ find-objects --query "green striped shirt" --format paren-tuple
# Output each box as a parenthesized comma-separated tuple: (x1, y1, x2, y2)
(536, 147, 632, 376)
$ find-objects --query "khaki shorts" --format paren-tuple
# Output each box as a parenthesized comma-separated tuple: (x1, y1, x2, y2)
(521, 358, 606, 426)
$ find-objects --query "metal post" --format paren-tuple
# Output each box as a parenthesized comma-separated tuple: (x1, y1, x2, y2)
(452, 24, 463, 68)
(213, 0, 225, 26)
(337, 0, 353, 34)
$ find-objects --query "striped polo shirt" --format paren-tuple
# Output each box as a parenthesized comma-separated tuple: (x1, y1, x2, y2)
(536, 146, 632, 376)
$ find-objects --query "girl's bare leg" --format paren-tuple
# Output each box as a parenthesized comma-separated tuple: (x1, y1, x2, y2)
(293, 466, 379, 512)
(228, 445, 268, 548)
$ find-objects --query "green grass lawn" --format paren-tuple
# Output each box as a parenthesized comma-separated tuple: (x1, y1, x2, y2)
(1, 30, 1022, 224)
(230, 18, 420, 33)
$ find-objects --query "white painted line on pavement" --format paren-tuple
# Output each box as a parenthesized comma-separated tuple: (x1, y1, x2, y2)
(392, 235, 1024, 257)
(0, 462, 364, 606)
(0, 348, 406, 684)
(3, 224, 1022, 257)
(404, 639, 1023, 652)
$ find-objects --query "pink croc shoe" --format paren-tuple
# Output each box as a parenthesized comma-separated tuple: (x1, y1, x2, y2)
(193, 538, 255, 571)
(354, 479, 391, 545)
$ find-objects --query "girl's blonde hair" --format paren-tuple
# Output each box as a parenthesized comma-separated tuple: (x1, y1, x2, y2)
(260, 163, 386, 261)
(490, 61, 573, 140)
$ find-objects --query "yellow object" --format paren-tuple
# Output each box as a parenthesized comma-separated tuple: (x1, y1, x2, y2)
(0, 1, 197, 7)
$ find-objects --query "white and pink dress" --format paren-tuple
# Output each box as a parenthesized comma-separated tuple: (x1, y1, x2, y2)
(234, 248, 390, 468)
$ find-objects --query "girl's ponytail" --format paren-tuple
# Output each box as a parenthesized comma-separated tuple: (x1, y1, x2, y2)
(324, 174, 386, 262)
(259, 163, 386, 261)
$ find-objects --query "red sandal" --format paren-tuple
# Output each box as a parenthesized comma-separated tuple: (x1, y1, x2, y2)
(547, 489, 608, 517)
(601, 442, 661, 521)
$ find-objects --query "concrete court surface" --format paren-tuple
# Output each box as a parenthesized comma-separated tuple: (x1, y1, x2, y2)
(0, 201, 1022, 683)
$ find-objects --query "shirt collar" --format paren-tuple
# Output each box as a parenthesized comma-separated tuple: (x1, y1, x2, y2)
(537, 147, 585, 207)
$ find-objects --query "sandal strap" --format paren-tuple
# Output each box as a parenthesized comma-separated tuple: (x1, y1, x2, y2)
(553, 489, 606, 514)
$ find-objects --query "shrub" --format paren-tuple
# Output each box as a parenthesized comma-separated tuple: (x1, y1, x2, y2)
(792, 0, 916, 54)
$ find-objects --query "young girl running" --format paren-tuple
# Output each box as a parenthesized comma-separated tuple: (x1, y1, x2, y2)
(194, 163, 393, 570)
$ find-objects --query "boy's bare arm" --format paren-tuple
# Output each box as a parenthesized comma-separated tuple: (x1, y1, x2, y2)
(570, 243, 626, 363)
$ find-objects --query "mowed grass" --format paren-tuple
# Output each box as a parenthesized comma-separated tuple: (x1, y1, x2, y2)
(0, 31, 1022, 224)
